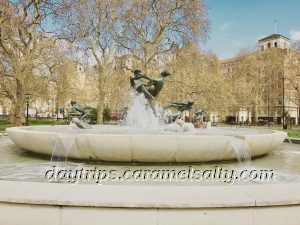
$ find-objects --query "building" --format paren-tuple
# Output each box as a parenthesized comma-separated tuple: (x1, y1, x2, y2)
(221, 34, 299, 125)
(258, 34, 291, 51)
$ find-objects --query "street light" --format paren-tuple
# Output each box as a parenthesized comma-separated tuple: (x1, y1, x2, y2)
(25, 93, 31, 126)
(56, 91, 60, 122)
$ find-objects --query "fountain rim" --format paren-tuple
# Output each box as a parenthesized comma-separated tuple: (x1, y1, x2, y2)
(5, 125, 287, 137)
(5, 125, 288, 162)
(0, 180, 300, 208)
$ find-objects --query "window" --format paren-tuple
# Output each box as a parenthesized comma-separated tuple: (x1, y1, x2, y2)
(274, 42, 278, 47)
(268, 42, 271, 48)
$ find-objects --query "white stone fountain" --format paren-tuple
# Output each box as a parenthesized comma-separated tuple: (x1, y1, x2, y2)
(6, 93, 286, 162)
(2, 71, 298, 225)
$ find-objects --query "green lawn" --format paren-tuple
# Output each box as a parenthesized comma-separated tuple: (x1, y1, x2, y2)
(287, 129, 300, 138)
(0, 121, 15, 132)
(27, 119, 68, 126)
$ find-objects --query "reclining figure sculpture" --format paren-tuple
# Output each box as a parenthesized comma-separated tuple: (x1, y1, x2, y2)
(164, 99, 195, 123)
(69, 100, 97, 125)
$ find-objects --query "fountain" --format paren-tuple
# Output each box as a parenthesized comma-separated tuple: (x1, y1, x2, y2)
(6, 69, 286, 162)
(0, 69, 299, 225)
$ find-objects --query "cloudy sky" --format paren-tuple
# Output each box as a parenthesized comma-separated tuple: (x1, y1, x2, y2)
(205, 0, 300, 59)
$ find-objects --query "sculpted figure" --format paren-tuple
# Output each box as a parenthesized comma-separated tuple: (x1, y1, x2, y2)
(194, 108, 207, 128)
(130, 70, 171, 116)
(165, 99, 195, 112)
(164, 99, 195, 122)
(70, 100, 97, 120)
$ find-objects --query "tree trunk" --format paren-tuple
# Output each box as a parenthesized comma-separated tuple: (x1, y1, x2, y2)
(9, 102, 16, 124)
(97, 69, 105, 124)
(14, 101, 24, 126)
(10, 82, 25, 126)
(252, 104, 258, 125)
(15, 81, 25, 126)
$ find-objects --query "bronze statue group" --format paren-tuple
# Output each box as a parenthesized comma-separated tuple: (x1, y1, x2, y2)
(69, 69, 207, 128)
(130, 69, 207, 128)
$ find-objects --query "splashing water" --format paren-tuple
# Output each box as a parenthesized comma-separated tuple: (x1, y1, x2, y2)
(50, 134, 75, 166)
(287, 136, 293, 145)
(124, 93, 161, 130)
(230, 137, 251, 164)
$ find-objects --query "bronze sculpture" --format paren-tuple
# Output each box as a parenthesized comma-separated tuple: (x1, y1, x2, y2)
(164, 99, 195, 122)
(69, 69, 205, 129)
(194, 108, 207, 128)
(130, 70, 171, 116)
(69, 100, 97, 123)
(165, 99, 195, 112)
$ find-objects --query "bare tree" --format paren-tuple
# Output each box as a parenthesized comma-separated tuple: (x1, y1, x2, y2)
(41, 42, 78, 118)
(285, 41, 300, 124)
(231, 48, 285, 124)
(0, 0, 56, 125)
(114, 0, 210, 71)
(163, 45, 231, 118)
(55, 0, 121, 123)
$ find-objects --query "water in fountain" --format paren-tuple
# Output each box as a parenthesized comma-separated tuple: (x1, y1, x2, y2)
(71, 118, 92, 129)
(123, 92, 160, 130)
(230, 138, 251, 164)
(50, 134, 76, 166)
(1, 136, 299, 185)
(286, 136, 293, 145)
(123, 91, 196, 133)
(61, 90, 253, 163)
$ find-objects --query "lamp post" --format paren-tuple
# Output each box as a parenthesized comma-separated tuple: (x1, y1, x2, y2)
(25, 93, 31, 126)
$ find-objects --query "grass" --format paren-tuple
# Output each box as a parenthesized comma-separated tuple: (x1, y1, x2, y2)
(0, 121, 15, 132)
(28, 119, 68, 126)
(221, 123, 300, 138)
(287, 129, 300, 138)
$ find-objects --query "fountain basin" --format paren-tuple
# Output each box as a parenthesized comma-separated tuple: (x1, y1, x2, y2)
(6, 126, 287, 162)
(0, 180, 300, 225)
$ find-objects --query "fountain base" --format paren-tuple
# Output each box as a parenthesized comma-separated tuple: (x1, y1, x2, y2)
(6, 126, 286, 162)
(0, 180, 300, 225)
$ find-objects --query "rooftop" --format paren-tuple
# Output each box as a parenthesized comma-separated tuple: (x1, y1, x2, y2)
(258, 34, 290, 42)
